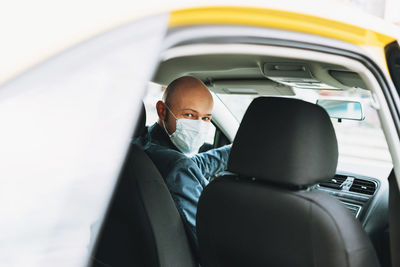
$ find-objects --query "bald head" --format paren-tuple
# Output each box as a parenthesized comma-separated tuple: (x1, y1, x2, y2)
(156, 76, 213, 134)
(163, 76, 212, 107)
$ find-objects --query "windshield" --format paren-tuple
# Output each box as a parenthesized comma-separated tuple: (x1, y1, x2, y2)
(216, 88, 392, 174)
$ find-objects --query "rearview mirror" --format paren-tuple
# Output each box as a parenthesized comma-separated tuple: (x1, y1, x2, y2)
(316, 99, 364, 121)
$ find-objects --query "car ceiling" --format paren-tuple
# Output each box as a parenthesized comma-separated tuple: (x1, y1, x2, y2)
(152, 53, 369, 96)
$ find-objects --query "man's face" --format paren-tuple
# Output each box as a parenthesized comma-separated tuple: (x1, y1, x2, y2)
(162, 83, 213, 135)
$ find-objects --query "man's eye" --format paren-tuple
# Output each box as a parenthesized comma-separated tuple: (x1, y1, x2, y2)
(184, 113, 194, 117)
(202, 117, 211, 121)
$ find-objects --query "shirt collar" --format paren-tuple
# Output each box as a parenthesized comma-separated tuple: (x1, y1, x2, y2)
(148, 122, 179, 151)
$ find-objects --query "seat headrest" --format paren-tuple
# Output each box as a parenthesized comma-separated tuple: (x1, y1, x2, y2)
(133, 103, 147, 138)
(228, 97, 338, 186)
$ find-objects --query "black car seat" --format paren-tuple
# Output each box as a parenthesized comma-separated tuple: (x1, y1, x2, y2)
(196, 97, 380, 267)
(91, 103, 195, 267)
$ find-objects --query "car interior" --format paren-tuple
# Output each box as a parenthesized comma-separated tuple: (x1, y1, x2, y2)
(91, 104, 196, 267)
(90, 42, 394, 266)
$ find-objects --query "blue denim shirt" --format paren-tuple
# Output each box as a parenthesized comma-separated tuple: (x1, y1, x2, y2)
(133, 123, 230, 255)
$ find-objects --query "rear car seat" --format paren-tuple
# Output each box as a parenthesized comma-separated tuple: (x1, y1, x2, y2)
(91, 104, 195, 267)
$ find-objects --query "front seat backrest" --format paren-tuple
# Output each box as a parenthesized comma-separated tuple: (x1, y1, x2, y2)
(92, 104, 195, 267)
(196, 97, 380, 267)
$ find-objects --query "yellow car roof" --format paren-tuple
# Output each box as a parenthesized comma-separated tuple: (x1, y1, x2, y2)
(170, 6, 397, 47)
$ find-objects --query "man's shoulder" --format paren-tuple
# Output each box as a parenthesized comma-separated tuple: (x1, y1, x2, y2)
(146, 143, 196, 167)
(146, 143, 183, 161)
(144, 143, 200, 180)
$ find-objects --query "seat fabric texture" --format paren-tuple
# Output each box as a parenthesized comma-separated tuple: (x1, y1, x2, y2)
(196, 97, 380, 267)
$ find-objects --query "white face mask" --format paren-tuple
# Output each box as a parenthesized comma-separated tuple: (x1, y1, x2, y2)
(163, 105, 211, 155)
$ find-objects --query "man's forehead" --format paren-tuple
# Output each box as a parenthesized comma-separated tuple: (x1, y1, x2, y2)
(169, 90, 213, 105)
(172, 84, 208, 97)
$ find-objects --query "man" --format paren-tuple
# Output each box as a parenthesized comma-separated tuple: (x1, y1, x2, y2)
(134, 76, 231, 256)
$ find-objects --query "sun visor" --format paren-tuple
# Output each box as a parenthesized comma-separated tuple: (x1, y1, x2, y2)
(329, 70, 368, 89)
(209, 79, 295, 96)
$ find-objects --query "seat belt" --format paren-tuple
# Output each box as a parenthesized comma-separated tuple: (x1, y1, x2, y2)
(388, 169, 400, 267)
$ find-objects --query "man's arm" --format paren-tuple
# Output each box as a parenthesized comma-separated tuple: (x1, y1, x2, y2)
(191, 145, 231, 179)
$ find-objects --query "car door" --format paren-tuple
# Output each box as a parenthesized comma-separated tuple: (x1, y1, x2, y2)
(0, 14, 167, 267)
(383, 40, 400, 267)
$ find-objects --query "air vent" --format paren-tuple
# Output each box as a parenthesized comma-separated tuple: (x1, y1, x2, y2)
(350, 179, 376, 195)
(319, 175, 347, 190)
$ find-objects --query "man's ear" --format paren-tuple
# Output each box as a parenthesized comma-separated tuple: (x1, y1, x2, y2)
(156, 101, 166, 121)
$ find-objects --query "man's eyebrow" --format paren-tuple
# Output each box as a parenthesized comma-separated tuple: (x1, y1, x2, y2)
(181, 108, 199, 113)
(181, 109, 212, 117)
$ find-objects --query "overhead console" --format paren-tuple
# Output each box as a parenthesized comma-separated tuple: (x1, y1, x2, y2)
(263, 62, 339, 90)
